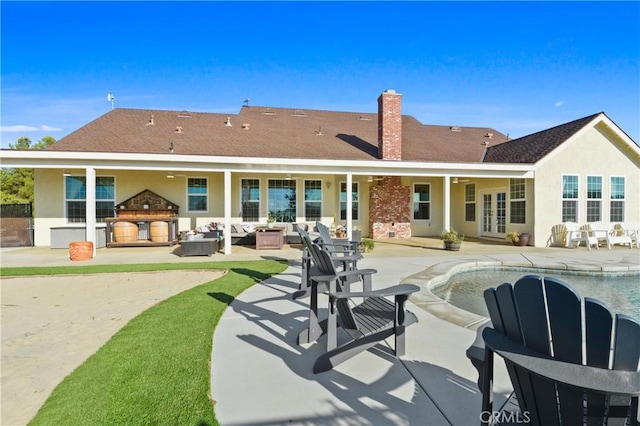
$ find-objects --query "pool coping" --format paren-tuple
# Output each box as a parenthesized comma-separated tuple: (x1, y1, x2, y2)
(405, 257, 640, 331)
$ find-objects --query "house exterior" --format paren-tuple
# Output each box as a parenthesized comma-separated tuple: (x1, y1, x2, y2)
(2, 89, 639, 256)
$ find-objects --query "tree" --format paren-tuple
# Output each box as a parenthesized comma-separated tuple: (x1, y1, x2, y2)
(1, 136, 56, 204)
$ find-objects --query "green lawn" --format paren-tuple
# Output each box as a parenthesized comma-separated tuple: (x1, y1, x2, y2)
(7, 260, 288, 426)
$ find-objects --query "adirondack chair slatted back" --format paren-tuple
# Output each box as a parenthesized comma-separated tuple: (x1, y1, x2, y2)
(315, 222, 339, 256)
(484, 275, 640, 426)
(302, 234, 338, 277)
(307, 240, 361, 333)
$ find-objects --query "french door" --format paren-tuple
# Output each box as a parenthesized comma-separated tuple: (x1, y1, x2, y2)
(481, 190, 506, 238)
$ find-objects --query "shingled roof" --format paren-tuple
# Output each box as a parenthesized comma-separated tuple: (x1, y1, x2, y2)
(49, 105, 507, 163)
(482, 113, 602, 164)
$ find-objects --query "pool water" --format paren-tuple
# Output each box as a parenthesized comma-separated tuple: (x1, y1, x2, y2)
(432, 268, 639, 320)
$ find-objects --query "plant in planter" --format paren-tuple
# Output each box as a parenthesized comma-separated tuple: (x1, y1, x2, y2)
(440, 228, 464, 251)
(506, 231, 530, 246)
(358, 238, 375, 253)
(267, 212, 276, 228)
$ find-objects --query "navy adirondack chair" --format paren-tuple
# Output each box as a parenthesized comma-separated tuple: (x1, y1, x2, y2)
(296, 232, 377, 345)
(469, 275, 640, 425)
(303, 238, 419, 373)
(296, 226, 363, 300)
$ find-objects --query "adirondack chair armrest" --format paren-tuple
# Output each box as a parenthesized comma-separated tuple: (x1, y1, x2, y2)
(331, 253, 363, 262)
(310, 268, 377, 284)
(327, 283, 420, 300)
(319, 242, 360, 255)
(483, 327, 640, 396)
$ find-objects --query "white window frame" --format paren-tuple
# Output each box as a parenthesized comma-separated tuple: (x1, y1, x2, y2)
(509, 178, 526, 224)
(240, 177, 261, 222)
(464, 183, 476, 222)
(412, 183, 431, 221)
(561, 174, 579, 223)
(65, 175, 115, 224)
(186, 177, 209, 213)
(267, 178, 297, 222)
(610, 176, 626, 222)
(303, 179, 323, 222)
(586, 175, 602, 223)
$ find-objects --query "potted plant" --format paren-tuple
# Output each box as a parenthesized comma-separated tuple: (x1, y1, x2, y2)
(267, 212, 276, 228)
(441, 228, 464, 251)
(358, 238, 375, 253)
(506, 231, 530, 246)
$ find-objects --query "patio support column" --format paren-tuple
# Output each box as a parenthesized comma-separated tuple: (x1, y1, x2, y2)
(443, 175, 451, 232)
(224, 170, 232, 255)
(346, 173, 353, 240)
(85, 167, 97, 257)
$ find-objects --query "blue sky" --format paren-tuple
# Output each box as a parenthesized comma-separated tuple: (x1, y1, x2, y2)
(1, 1, 639, 149)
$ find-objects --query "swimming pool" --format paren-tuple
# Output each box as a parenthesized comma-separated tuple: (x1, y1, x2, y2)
(432, 268, 639, 320)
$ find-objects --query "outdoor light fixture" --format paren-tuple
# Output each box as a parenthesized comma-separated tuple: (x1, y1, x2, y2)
(326, 181, 332, 189)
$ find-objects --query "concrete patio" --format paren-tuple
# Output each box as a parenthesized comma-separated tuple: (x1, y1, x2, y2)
(1, 238, 638, 425)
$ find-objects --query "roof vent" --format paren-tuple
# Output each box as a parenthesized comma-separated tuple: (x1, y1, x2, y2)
(262, 109, 277, 115)
(177, 111, 192, 118)
(315, 126, 323, 136)
(292, 110, 306, 117)
(175, 126, 183, 133)
(146, 115, 155, 126)
(358, 116, 372, 121)
(242, 123, 250, 130)
(450, 125, 462, 132)
(485, 132, 494, 139)
(483, 140, 490, 146)
(225, 117, 232, 127)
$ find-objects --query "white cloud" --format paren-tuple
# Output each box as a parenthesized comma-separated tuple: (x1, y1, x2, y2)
(554, 100, 565, 107)
(0, 124, 62, 133)
(1, 125, 39, 132)
(40, 125, 63, 132)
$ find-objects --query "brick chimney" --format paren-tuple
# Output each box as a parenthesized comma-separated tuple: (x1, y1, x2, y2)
(377, 89, 402, 160)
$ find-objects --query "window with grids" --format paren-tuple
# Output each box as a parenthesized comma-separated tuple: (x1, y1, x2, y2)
(268, 179, 297, 222)
(187, 178, 208, 212)
(412, 184, 430, 220)
(586, 176, 602, 222)
(509, 178, 526, 224)
(304, 180, 322, 222)
(65, 176, 115, 223)
(340, 182, 359, 221)
(241, 178, 260, 221)
(562, 175, 579, 222)
(465, 183, 476, 222)
(610, 176, 625, 222)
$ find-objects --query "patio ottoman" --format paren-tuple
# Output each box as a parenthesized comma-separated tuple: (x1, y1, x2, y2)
(179, 238, 219, 256)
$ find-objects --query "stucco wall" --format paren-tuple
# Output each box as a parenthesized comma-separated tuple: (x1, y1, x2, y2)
(33, 170, 374, 246)
(533, 124, 640, 246)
